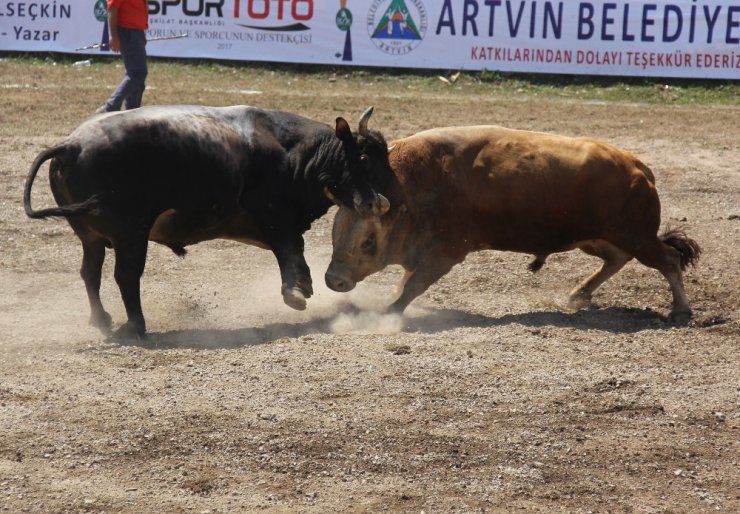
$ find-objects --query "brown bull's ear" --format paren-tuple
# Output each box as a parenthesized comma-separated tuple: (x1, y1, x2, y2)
(335, 117, 354, 145)
(393, 203, 408, 221)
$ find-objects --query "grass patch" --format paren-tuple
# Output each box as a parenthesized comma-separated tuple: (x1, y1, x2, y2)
(1, 52, 738, 106)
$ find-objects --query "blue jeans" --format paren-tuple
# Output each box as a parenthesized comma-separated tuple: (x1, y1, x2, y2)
(103, 28, 148, 111)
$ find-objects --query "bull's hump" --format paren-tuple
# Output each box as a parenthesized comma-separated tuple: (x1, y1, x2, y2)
(71, 105, 259, 145)
(79, 105, 254, 129)
(411, 125, 506, 140)
(402, 125, 612, 163)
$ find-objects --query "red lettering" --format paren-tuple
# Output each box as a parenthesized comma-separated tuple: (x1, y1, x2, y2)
(271, 0, 282, 19)
(292, 0, 312, 21)
(248, 0, 269, 19)
(472, 47, 492, 60)
(239, 0, 313, 21)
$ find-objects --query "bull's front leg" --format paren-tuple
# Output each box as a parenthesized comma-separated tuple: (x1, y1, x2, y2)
(247, 192, 313, 310)
(270, 236, 313, 311)
(388, 255, 460, 314)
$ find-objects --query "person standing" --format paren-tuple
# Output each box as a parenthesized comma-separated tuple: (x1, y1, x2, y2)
(98, 0, 149, 113)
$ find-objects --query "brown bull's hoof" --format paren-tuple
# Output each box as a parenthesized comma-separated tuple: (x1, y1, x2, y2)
(567, 292, 593, 311)
(283, 288, 307, 311)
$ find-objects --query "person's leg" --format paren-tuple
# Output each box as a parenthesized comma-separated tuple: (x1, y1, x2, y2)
(100, 29, 147, 112)
(123, 30, 147, 110)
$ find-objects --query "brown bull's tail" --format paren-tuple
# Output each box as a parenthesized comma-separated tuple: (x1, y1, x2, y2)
(661, 227, 702, 271)
(24, 145, 101, 219)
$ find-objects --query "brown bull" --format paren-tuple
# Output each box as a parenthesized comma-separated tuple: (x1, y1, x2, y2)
(325, 126, 701, 321)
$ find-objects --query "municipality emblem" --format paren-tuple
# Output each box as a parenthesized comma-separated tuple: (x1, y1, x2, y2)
(368, 0, 427, 55)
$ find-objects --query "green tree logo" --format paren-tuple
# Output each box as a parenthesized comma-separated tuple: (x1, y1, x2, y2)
(336, 8, 353, 32)
(93, 0, 108, 22)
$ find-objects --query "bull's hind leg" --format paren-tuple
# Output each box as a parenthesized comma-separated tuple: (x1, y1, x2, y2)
(612, 235, 692, 321)
(112, 237, 149, 338)
(80, 238, 113, 333)
(568, 241, 632, 310)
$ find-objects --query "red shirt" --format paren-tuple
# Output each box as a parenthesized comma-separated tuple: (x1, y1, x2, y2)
(108, 0, 148, 30)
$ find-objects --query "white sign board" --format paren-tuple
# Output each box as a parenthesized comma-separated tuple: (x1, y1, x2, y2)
(1, 1, 738, 79)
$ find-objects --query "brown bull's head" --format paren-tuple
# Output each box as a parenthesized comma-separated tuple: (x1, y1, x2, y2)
(327, 107, 392, 217)
(325, 203, 405, 293)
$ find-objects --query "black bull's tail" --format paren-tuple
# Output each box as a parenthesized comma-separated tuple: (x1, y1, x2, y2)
(24, 145, 100, 219)
(661, 227, 702, 271)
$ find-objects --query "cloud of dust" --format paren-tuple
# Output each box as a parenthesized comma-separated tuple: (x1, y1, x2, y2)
(329, 306, 404, 335)
(237, 261, 406, 336)
(306, 277, 405, 336)
(288, 252, 406, 336)
(163, 248, 406, 344)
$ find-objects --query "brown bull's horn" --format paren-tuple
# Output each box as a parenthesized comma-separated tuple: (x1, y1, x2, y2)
(387, 144, 397, 153)
(375, 194, 391, 216)
(324, 187, 339, 205)
(358, 106, 374, 136)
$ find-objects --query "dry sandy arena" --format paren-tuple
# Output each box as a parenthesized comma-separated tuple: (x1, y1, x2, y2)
(1, 58, 738, 512)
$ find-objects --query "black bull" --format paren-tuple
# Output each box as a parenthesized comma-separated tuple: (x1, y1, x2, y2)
(24, 105, 392, 339)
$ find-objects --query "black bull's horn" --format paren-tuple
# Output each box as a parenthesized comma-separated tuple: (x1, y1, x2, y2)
(357, 107, 391, 214)
(353, 190, 391, 217)
(324, 187, 390, 216)
(324, 106, 390, 216)
(324, 186, 339, 204)
(358, 106, 374, 137)
(375, 192, 391, 215)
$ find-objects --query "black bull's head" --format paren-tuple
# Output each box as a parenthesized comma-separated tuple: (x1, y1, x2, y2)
(328, 107, 391, 217)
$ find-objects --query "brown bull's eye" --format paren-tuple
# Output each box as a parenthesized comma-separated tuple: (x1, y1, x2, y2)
(361, 232, 376, 253)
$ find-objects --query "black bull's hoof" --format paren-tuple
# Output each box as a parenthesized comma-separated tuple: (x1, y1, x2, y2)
(282, 287, 308, 311)
(282, 274, 313, 311)
(89, 311, 113, 333)
(111, 320, 146, 342)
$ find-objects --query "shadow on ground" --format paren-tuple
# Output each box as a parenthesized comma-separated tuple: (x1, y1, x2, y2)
(107, 305, 680, 350)
(404, 306, 674, 334)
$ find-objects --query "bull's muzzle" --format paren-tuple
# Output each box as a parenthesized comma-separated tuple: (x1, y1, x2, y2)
(325, 268, 356, 293)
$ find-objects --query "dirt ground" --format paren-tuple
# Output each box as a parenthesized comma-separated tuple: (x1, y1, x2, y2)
(1, 59, 738, 513)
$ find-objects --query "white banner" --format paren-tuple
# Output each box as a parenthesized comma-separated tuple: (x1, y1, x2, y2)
(1, 1, 738, 79)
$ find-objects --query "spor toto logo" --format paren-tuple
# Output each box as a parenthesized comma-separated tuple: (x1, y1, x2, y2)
(368, 0, 427, 56)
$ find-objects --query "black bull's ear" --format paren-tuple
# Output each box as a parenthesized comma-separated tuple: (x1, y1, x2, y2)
(336, 106, 374, 143)
(334, 109, 390, 217)
(335, 117, 354, 146)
